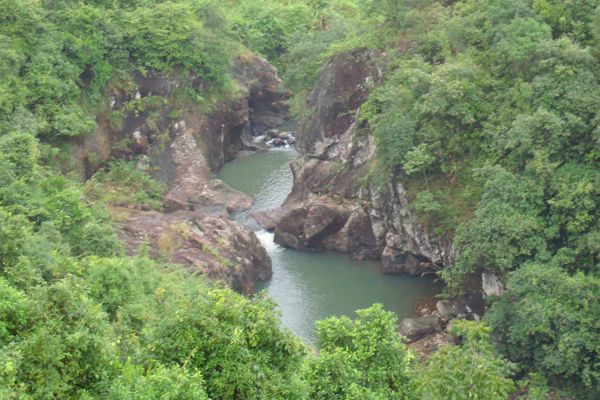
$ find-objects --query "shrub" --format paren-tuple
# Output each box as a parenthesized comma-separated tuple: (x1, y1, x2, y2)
(485, 263, 600, 396)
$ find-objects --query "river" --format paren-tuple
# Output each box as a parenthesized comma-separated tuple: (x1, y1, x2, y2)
(218, 148, 441, 344)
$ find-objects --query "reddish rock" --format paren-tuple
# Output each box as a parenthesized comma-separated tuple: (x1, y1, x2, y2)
(113, 207, 271, 294)
(70, 53, 291, 292)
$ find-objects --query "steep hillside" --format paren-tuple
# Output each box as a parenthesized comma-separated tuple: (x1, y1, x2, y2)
(1, 0, 599, 399)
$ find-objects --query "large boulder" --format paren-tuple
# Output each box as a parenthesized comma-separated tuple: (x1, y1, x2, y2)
(436, 298, 471, 320)
(297, 50, 381, 154)
(398, 316, 443, 341)
(113, 207, 271, 294)
(274, 198, 356, 252)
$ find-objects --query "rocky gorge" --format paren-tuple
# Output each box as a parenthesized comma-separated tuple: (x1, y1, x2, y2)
(76, 48, 492, 351)
(70, 53, 295, 293)
(262, 50, 497, 353)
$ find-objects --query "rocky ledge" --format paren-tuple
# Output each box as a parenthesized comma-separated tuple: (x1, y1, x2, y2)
(112, 207, 271, 294)
(75, 53, 291, 293)
(400, 274, 502, 359)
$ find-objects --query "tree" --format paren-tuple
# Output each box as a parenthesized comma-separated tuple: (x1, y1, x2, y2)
(418, 320, 516, 400)
(404, 144, 435, 188)
(447, 165, 547, 287)
(143, 288, 306, 400)
(103, 364, 208, 400)
(485, 264, 600, 397)
(305, 304, 417, 399)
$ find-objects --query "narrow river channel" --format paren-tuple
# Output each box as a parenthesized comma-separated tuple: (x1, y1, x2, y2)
(218, 148, 441, 344)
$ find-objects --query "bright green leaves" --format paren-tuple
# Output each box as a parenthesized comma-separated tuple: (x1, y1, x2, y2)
(0, 0, 239, 139)
(545, 164, 600, 274)
(404, 144, 435, 190)
(232, 1, 314, 62)
(122, 1, 234, 85)
(0, 131, 38, 179)
(1, 277, 117, 399)
(490, 17, 551, 78)
(0, 134, 122, 262)
(367, 58, 491, 177)
(0, 278, 29, 345)
(306, 304, 417, 400)
(419, 320, 516, 400)
(144, 288, 306, 400)
(448, 153, 599, 287)
(104, 363, 209, 400)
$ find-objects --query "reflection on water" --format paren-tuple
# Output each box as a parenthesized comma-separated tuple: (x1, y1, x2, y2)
(218, 148, 441, 344)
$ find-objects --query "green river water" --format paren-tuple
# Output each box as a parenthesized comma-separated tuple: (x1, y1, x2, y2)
(218, 148, 441, 344)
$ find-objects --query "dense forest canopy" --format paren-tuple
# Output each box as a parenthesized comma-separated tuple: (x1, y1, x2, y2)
(1, 0, 599, 399)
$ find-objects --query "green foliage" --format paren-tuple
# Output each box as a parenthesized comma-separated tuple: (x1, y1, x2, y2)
(144, 288, 306, 400)
(418, 320, 516, 400)
(0, 134, 122, 260)
(85, 160, 167, 210)
(354, 1, 599, 304)
(103, 363, 209, 400)
(293, 0, 599, 393)
(122, 1, 234, 84)
(232, 0, 314, 61)
(1, 0, 599, 398)
(305, 304, 417, 399)
(485, 264, 600, 396)
(532, 0, 600, 44)
(0, 131, 38, 178)
(447, 165, 548, 285)
(0, 0, 239, 140)
(0, 278, 29, 345)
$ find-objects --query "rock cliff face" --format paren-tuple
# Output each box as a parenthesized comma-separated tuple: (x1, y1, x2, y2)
(73, 54, 290, 293)
(274, 50, 453, 275)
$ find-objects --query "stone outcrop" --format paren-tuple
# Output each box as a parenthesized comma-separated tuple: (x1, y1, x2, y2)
(112, 208, 271, 294)
(273, 50, 453, 274)
(481, 272, 504, 297)
(74, 54, 291, 179)
(402, 295, 485, 359)
(73, 53, 291, 292)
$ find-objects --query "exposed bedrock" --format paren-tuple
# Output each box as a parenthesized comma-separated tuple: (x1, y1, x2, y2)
(112, 207, 271, 294)
(72, 53, 290, 293)
(273, 50, 454, 275)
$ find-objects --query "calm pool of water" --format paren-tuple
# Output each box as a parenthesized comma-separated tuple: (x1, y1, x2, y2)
(218, 148, 440, 343)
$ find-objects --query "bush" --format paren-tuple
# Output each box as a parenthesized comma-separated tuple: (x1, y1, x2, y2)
(85, 160, 167, 210)
(143, 288, 306, 400)
(418, 320, 516, 400)
(305, 304, 417, 399)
